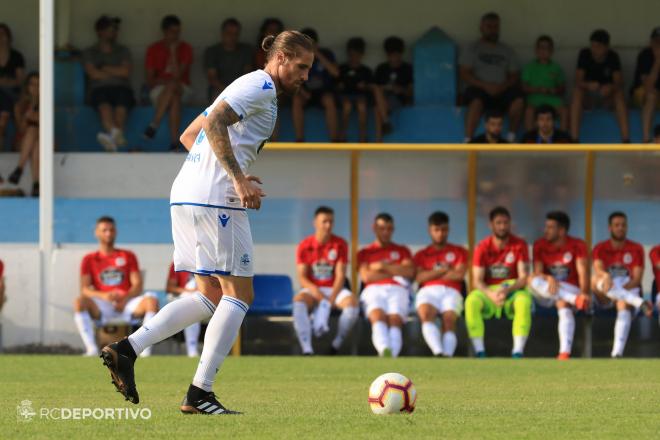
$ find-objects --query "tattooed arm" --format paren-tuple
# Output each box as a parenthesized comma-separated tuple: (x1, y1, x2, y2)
(202, 100, 265, 209)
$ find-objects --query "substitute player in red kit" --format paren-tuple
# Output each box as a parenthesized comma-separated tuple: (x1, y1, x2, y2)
(592, 211, 651, 358)
(414, 211, 468, 357)
(358, 213, 415, 357)
(528, 211, 590, 359)
(166, 263, 204, 357)
(650, 244, 660, 319)
(465, 206, 532, 358)
(292, 206, 358, 355)
(73, 216, 158, 356)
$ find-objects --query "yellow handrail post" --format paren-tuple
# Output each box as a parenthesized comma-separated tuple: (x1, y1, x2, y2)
(467, 151, 478, 292)
(350, 150, 361, 295)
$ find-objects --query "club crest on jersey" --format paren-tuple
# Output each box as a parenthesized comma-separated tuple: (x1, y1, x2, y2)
(445, 252, 456, 263)
(563, 252, 573, 263)
(623, 253, 632, 264)
(115, 257, 126, 267)
(240, 254, 251, 266)
(219, 214, 230, 227)
(391, 251, 400, 261)
(505, 252, 515, 264)
(328, 249, 338, 261)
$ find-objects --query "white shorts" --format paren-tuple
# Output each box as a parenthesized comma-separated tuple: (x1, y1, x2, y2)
(529, 276, 579, 308)
(595, 276, 641, 310)
(300, 286, 353, 306)
(415, 285, 464, 315)
(150, 84, 194, 105)
(171, 204, 254, 277)
(91, 293, 154, 325)
(361, 284, 410, 319)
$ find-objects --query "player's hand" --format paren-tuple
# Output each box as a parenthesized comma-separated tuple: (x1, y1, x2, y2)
(113, 296, 128, 312)
(547, 276, 559, 296)
(369, 261, 386, 272)
(487, 288, 506, 307)
(577, 292, 591, 310)
(601, 275, 613, 294)
(234, 175, 266, 210)
(311, 288, 325, 302)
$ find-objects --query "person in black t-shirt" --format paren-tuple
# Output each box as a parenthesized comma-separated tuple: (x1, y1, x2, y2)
(292, 28, 339, 142)
(337, 37, 372, 142)
(0, 23, 26, 152)
(372, 36, 413, 142)
(631, 28, 660, 143)
(569, 29, 629, 142)
(469, 110, 508, 144)
(522, 105, 573, 144)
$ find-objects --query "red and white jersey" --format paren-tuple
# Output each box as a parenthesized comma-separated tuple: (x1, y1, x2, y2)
(533, 236, 587, 288)
(650, 245, 660, 287)
(358, 242, 412, 287)
(0, 259, 4, 278)
(168, 262, 193, 289)
(473, 235, 529, 285)
(592, 239, 644, 279)
(80, 249, 140, 297)
(413, 243, 468, 291)
(296, 234, 349, 287)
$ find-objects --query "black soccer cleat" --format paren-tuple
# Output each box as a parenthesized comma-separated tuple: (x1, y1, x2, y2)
(180, 384, 241, 415)
(100, 337, 139, 404)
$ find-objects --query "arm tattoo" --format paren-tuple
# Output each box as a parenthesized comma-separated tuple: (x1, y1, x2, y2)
(206, 101, 244, 180)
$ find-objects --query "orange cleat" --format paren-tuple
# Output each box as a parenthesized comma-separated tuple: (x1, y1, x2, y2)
(557, 352, 570, 360)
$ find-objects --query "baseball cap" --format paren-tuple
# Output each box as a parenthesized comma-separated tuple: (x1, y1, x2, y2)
(95, 15, 120, 31)
(651, 27, 660, 40)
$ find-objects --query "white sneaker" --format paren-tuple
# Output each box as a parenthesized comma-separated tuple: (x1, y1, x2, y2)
(97, 132, 117, 152)
(110, 128, 127, 147)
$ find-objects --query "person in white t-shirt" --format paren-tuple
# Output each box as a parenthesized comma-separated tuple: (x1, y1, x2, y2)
(100, 31, 315, 415)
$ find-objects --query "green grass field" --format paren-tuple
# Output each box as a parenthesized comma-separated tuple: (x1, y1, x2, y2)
(2, 355, 660, 439)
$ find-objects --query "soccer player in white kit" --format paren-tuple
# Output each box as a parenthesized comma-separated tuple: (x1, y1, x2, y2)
(100, 31, 314, 414)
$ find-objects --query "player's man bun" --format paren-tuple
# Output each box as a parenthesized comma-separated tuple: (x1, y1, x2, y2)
(262, 30, 314, 62)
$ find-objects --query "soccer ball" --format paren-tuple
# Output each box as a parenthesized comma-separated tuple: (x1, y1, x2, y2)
(368, 372, 416, 414)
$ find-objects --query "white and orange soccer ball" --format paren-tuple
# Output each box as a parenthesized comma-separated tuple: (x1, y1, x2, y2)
(368, 372, 417, 414)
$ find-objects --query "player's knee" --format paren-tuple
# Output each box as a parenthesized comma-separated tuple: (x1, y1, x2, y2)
(147, 296, 159, 311)
(416, 304, 436, 322)
(441, 312, 457, 330)
(616, 300, 628, 311)
(387, 314, 404, 328)
(369, 309, 386, 323)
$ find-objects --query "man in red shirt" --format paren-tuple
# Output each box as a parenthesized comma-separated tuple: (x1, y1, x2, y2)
(73, 216, 158, 356)
(0, 258, 5, 311)
(166, 263, 203, 357)
(529, 211, 590, 359)
(143, 15, 194, 151)
(292, 206, 358, 355)
(358, 213, 415, 357)
(650, 244, 660, 314)
(466, 206, 531, 358)
(414, 212, 468, 357)
(592, 211, 650, 358)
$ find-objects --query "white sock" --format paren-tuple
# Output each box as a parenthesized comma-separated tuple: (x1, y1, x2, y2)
(513, 335, 527, 355)
(139, 311, 157, 357)
(184, 322, 201, 357)
(332, 306, 358, 350)
(192, 296, 248, 391)
(74, 311, 98, 354)
(558, 307, 575, 354)
(421, 322, 443, 355)
(313, 299, 331, 337)
(611, 309, 632, 357)
(389, 326, 403, 357)
(128, 292, 215, 355)
(293, 301, 313, 354)
(371, 321, 390, 356)
(442, 331, 457, 357)
(471, 337, 485, 354)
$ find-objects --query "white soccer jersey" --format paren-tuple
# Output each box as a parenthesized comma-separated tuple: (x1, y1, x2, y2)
(170, 69, 278, 208)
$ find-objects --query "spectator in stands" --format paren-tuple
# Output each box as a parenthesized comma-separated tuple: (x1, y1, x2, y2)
(528, 211, 590, 360)
(649, 244, 660, 316)
(338, 37, 372, 142)
(0, 258, 5, 311)
(144, 15, 193, 151)
(358, 213, 415, 357)
(73, 216, 158, 356)
(204, 18, 253, 100)
(372, 36, 413, 142)
(83, 15, 135, 152)
(0, 23, 25, 151)
(654, 124, 660, 143)
(6, 72, 39, 196)
(469, 110, 508, 143)
(460, 12, 523, 142)
(414, 211, 467, 357)
(631, 27, 660, 143)
(253, 18, 284, 69)
(521, 105, 572, 143)
(292, 28, 339, 142)
(292, 206, 359, 355)
(570, 30, 629, 142)
(465, 206, 531, 358)
(522, 35, 567, 131)
(592, 212, 651, 357)
(166, 262, 202, 357)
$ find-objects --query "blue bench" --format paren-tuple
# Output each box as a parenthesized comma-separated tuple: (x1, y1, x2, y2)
(249, 274, 294, 316)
